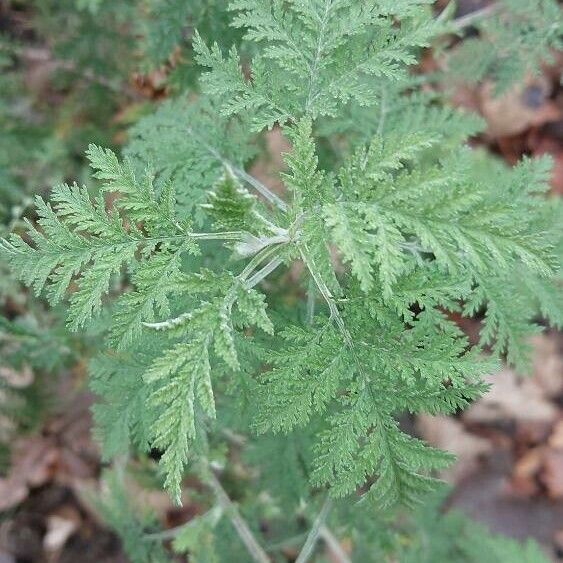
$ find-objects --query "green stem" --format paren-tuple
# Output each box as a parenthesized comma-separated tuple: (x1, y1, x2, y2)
(188, 230, 246, 241)
(239, 244, 283, 282)
(306, 277, 317, 325)
(319, 526, 352, 563)
(298, 243, 352, 348)
(246, 256, 284, 289)
(295, 498, 333, 563)
(186, 126, 289, 212)
(202, 466, 270, 563)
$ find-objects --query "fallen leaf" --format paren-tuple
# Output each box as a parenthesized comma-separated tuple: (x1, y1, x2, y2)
(530, 334, 563, 399)
(43, 513, 79, 553)
(463, 368, 557, 426)
(12, 438, 59, 487)
(549, 421, 563, 450)
(541, 450, 563, 499)
(479, 78, 560, 138)
(510, 447, 544, 497)
(0, 365, 33, 388)
(514, 421, 552, 450)
(0, 437, 58, 511)
(0, 479, 28, 512)
(417, 415, 492, 483)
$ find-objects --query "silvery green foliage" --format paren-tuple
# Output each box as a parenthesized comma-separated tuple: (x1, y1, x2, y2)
(2, 0, 561, 514)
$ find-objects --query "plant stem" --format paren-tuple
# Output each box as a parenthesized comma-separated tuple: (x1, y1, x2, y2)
(189, 230, 246, 241)
(246, 256, 284, 288)
(142, 311, 192, 331)
(295, 497, 333, 563)
(306, 277, 316, 325)
(235, 166, 289, 213)
(203, 467, 270, 563)
(186, 127, 289, 212)
(298, 243, 353, 348)
(319, 526, 352, 563)
(240, 244, 284, 282)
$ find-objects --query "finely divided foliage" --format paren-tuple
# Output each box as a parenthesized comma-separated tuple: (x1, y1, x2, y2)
(447, 0, 562, 95)
(195, 0, 452, 129)
(1, 0, 561, 512)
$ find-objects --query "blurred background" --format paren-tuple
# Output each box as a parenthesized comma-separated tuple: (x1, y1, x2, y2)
(0, 0, 562, 561)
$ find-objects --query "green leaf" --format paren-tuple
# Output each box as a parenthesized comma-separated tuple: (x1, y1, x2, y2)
(145, 338, 214, 504)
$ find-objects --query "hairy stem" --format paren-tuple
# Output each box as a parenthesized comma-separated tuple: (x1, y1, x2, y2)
(240, 244, 284, 281)
(144, 245, 283, 331)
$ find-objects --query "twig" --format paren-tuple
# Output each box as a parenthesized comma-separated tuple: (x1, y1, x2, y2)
(451, 3, 499, 31)
(203, 467, 270, 563)
(295, 497, 333, 563)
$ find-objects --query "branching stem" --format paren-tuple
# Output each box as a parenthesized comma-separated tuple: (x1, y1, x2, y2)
(246, 256, 284, 288)
(298, 242, 353, 348)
